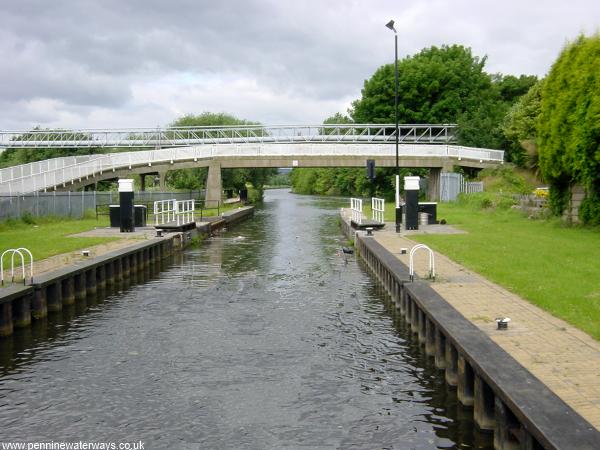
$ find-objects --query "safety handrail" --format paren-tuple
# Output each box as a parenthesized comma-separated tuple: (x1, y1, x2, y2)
(371, 197, 385, 224)
(1, 247, 34, 285)
(350, 198, 363, 225)
(409, 244, 435, 281)
(0, 142, 504, 195)
(175, 199, 195, 225)
(153, 199, 177, 225)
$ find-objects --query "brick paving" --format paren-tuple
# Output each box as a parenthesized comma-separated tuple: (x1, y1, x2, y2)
(370, 224, 600, 430)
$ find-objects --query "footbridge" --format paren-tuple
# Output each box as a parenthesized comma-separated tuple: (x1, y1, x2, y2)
(0, 124, 504, 202)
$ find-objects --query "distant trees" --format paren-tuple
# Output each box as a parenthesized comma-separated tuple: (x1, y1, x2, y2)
(350, 45, 536, 151)
(291, 44, 537, 200)
(502, 81, 542, 170)
(167, 113, 276, 196)
(537, 34, 600, 223)
(0, 127, 104, 168)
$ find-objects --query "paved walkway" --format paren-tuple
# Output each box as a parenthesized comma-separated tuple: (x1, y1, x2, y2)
(371, 223, 600, 430)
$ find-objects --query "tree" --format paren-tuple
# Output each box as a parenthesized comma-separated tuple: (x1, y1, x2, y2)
(537, 34, 600, 223)
(493, 74, 538, 103)
(351, 45, 491, 124)
(168, 113, 277, 196)
(502, 81, 543, 169)
(350, 45, 534, 150)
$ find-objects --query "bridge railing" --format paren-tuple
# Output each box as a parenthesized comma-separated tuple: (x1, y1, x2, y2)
(0, 124, 457, 149)
(0, 155, 103, 184)
(0, 143, 504, 195)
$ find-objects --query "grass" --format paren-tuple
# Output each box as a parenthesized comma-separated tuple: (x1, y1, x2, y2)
(0, 216, 115, 270)
(404, 202, 600, 340)
(198, 201, 243, 219)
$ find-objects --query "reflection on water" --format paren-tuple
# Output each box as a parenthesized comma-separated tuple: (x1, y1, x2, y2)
(0, 189, 492, 449)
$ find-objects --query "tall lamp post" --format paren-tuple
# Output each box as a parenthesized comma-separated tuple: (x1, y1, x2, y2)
(385, 19, 401, 233)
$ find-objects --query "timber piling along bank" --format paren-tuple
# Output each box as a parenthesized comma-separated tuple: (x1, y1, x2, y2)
(341, 215, 600, 450)
(0, 206, 254, 338)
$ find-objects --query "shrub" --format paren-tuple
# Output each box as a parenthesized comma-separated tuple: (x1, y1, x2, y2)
(538, 34, 600, 222)
(20, 212, 36, 225)
(457, 191, 516, 210)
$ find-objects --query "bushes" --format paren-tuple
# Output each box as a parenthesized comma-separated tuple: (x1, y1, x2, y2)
(478, 166, 532, 195)
(457, 191, 516, 210)
(580, 193, 600, 225)
(538, 34, 600, 223)
(456, 165, 532, 211)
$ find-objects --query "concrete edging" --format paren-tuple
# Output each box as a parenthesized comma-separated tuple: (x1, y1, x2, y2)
(350, 228, 600, 450)
(0, 206, 255, 337)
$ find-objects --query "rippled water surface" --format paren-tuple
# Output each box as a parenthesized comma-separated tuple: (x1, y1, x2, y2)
(0, 189, 492, 449)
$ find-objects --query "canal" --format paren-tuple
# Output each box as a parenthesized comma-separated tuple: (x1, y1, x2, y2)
(0, 189, 492, 449)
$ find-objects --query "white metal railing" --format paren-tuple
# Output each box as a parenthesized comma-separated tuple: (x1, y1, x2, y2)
(371, 197, 385, 224)
(0, 124, 457, 148)
(351, 198, 363, 225)
(153, 199, 177, 226)
(1, 247, 33, 285)
(409, 244, 435, 281)
(0, 143, 505, 195)
(175, 199, 195, 225)
(464, 180, 484, 194)
(153, 199, 195, 226)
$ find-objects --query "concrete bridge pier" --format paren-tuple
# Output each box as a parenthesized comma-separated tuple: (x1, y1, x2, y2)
(157, 171, 168, 191)
(427, 163, 453, 201)
(206, 161, 222, 207)
(428, 168, 442, 202)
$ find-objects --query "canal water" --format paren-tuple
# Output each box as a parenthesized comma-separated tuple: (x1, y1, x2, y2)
(0, 189, 492, 449)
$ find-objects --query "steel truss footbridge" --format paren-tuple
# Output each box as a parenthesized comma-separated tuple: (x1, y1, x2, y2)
(0, 124, 504, 199)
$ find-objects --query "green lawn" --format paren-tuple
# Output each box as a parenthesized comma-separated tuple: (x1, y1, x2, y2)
(0, 217, 115, 268)
(367, 201, 600, 340)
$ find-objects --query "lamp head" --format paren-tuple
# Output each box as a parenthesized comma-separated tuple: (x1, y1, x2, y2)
(385, 20, 396, 33)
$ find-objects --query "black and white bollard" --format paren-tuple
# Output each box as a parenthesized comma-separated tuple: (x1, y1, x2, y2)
(404, 176, 420, 230)
(119, 179, 135, 233)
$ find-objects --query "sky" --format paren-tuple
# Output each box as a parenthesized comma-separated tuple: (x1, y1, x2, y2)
(1, 0, 598, 130)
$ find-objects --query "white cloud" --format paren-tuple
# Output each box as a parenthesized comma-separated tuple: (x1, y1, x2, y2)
(0, 0, 598, 129)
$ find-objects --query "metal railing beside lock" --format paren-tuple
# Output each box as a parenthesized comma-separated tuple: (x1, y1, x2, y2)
(175, 200, 195, 226)
(409, 244, 435, 281)
(1, 247, 33, 286)
(153, 199, 177, 226)
(371, 197, 385, 224)
(350, 198, 363, 225)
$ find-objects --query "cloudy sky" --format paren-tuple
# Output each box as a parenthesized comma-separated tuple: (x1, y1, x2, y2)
(1, 0, 598, 130)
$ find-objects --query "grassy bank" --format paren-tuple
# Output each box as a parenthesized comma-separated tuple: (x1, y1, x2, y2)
(0, 216, 114, 264)
(368, 201, 600, 340)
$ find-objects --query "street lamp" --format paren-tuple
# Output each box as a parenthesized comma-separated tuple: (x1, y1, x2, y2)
(385, 19, 401, 233)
